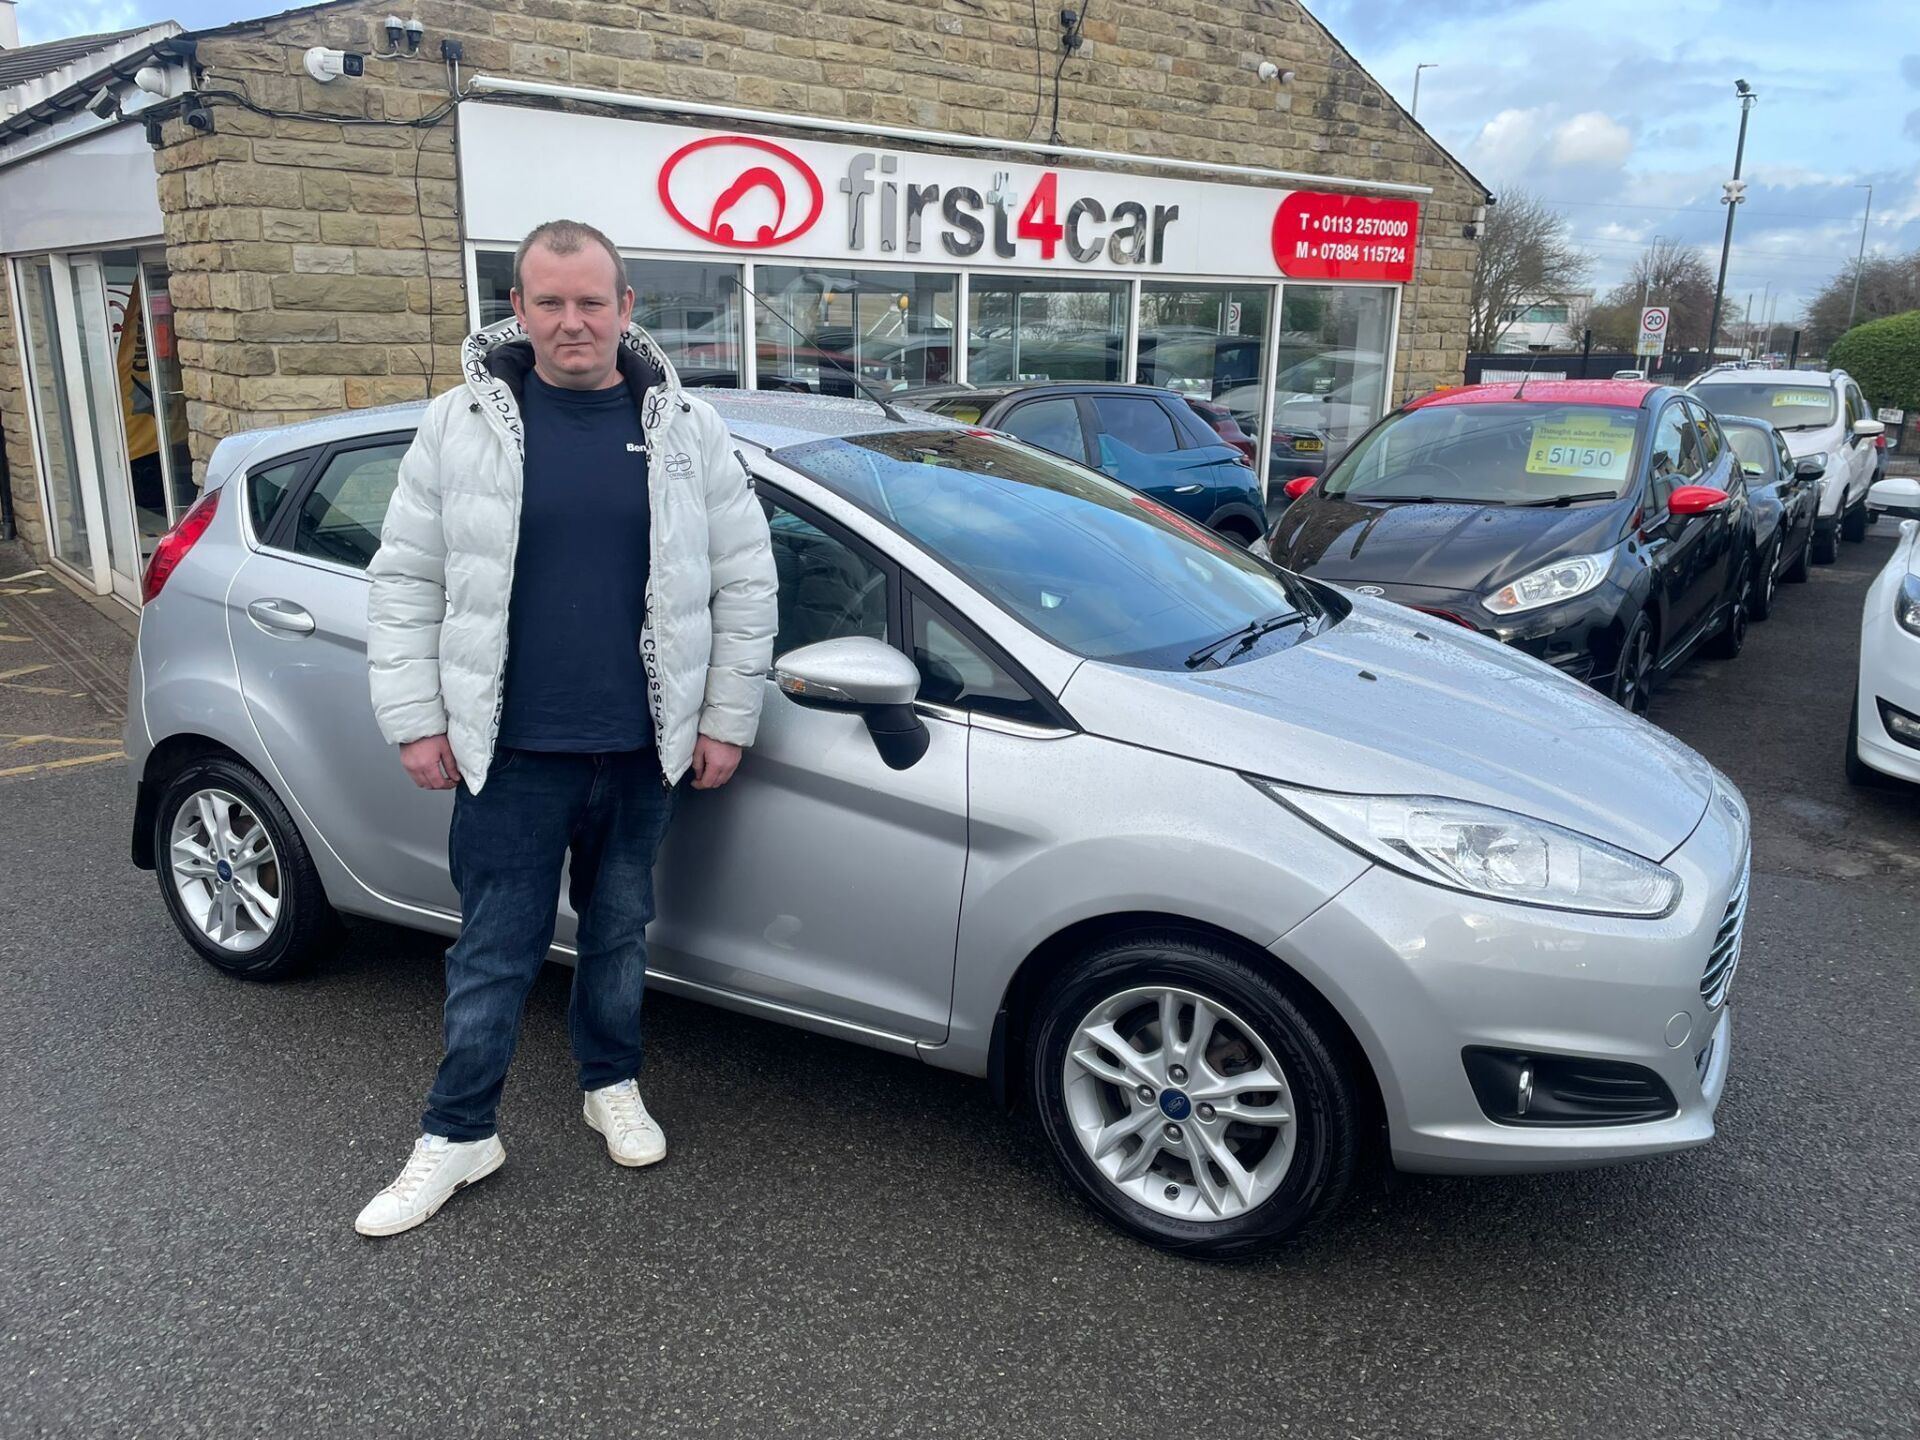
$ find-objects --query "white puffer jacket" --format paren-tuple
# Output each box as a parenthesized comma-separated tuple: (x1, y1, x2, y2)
(366, 317, 777, 792)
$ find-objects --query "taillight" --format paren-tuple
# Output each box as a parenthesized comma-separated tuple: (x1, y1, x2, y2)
(1230, 436, 1256, 466)
(142, 486, 220, 603)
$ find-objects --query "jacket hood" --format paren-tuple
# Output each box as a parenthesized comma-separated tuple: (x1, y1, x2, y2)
(459, 317, 684, 459)
(1275, 495, 1627, 595)
(1060, 597, 1715, 860)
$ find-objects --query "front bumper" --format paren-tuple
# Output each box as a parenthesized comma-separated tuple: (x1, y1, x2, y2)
(1857, 591, 1920, 784)
(1270, 786, 1746, 1174)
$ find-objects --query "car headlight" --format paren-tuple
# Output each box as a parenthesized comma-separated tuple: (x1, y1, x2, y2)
(1250, 780, 1682, 918)
(1483, 551, 1611, 615)
(1897, 574, 1920, 637)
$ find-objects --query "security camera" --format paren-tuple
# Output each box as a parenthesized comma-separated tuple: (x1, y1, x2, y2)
(384, 14, 405, 48)
(404, 15, 425, 52)
(86, 85, 119, 120)
(181, 95, 215, 133)
(1258, 61, 1278, 81)
(303, 47, 366, 82)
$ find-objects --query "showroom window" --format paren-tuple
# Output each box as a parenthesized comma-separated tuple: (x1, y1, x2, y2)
(968, 276, 1128, 384)
(753, 265, 957, 395)
(1271, 285, 1393, 460)
(471, 249, 743, 386)
(1135, 284, 1270, 408)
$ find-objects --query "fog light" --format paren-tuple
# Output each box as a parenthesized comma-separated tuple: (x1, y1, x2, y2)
(1462, 1047, 1678, 1126)
(1878, 698, 1920, 750)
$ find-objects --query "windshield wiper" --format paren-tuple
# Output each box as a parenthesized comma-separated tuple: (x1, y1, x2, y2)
(1777, 422, 1828, 431)
(1358, 495, 1509, 506)
(1515, 491, 1618, 507)
(1185, 611, 1307, 669)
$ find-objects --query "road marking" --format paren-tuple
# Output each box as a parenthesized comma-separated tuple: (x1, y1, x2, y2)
(0, 634, 30, 643)
(0, 664, 53, 682)
(0, 749, 125, 779)
(2, 733, 123, 748)
(0, 569, 45, 583)
(0, 586, 54, 596)
(0, 680, 75, 697)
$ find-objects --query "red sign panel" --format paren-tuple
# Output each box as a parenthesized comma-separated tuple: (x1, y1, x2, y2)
(1271, 193, 1419, 282)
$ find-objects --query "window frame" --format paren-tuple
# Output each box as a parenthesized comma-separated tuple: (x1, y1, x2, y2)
(755, 477, 905, 660)
(904, 580, 1074, 731)
(260, 430, 418, 576)
(996, 394, 1093, 465)
(1086, 390, 1184, 458)
(240, 445, 321, 549)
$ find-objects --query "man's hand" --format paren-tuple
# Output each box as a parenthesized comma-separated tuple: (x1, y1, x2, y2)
(400, 734, 463, 790)
(690, 736, 742, 790)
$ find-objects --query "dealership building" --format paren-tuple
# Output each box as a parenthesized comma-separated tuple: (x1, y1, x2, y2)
(0, 0, 1486, 610)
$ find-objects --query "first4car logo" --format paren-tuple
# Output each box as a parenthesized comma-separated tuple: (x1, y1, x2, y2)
(657, 135, 825, 249)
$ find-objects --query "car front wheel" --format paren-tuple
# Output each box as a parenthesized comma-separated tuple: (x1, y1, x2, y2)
(1029, 933, 1363, 1257)
(1749, 537, 1780, 621)
(154, 754, 335, 979)
(1610, 613, 1655, 715)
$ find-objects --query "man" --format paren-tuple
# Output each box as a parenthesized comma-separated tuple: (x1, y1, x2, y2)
(356, 219, 777, 1237)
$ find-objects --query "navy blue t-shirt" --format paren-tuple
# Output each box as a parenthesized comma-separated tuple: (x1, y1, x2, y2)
(496, 370, 653, 752)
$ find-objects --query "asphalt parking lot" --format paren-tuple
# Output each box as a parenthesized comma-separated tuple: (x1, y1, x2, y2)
(1, 529, 1915, 1440)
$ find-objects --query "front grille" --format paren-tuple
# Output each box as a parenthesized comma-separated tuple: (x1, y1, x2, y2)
(1700, 856, 1750, 1010)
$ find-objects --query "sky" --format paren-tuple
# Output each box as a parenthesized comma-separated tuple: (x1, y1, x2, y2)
(1306, 0, 1919, 324)
(18, 0, 1918, 324)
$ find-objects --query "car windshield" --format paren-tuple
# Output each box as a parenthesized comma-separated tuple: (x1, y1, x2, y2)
(776, 430, 1313, 670)
(1321, 402, 1644, 505)
(1696, 382, 1836, 430)
(1722, 425, 1775, 475)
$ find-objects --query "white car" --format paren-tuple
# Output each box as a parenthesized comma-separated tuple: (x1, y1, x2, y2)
(1849, 478, 1920, 787)
(1692, 367, 1884, 564)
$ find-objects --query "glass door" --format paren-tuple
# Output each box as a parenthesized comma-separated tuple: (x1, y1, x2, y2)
(68, 253, 146, 603)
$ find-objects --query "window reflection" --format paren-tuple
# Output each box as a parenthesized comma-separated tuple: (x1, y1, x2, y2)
(754, 266, 956, 394)
(968, 276, 1127, 383)
(1272, 286, 1392, 462)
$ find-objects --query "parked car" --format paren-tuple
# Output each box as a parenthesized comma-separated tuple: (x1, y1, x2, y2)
(1716, 414, 1819, 619)
(897, 381, 1269, 544)
(128, 391, 1747, 1257)
(1848, 477, 1920, 787)
(1690, 366, 1883, 563)
(1266, 380, 1755, 714)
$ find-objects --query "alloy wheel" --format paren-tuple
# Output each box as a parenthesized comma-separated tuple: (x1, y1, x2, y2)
(168, 788, 282, 952)
(1062, 985, 1298, 1222)
(1616, 624, 1652, 714)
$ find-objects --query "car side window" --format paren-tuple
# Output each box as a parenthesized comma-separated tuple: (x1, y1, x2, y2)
(909, 590, 1052, 726)
(1685, 402, 1722, 467)
(1844, 385, 1864, 427)
(290, 442, 410, 570)
(1001, 397, 1088, 462)
(760, 493, 890, 659)
(247, 454, 311, 541)
(1647, 405, 1695, 509)
(1776, 432, 1795, 478)
(1091, 395, 1181, 455)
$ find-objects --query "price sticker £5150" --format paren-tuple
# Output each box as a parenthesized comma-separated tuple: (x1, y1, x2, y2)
(1525, 412, 1638, 481)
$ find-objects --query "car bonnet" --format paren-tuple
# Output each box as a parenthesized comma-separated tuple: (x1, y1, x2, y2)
(1060, 596, 1715, 861)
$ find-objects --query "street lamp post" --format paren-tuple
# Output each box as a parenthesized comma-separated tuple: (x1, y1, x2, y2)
(1411, 62, 1438, 119)
(1846, 183, 1874, 332)
(1705, 79, 1757, 357)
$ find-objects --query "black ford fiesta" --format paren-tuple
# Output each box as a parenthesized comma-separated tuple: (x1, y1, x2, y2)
(1265, 380, 1754, 713)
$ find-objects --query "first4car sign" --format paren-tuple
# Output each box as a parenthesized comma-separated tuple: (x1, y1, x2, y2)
(461, 105, 1422, 283)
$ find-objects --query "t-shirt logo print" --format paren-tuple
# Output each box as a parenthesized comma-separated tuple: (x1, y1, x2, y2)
(626, 442, 644, 453)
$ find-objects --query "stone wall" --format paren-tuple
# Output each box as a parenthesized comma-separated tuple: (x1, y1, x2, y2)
(0, 269, 46, 554)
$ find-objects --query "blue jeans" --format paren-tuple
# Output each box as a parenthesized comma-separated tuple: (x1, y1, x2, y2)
(422, 749, 677, 1143)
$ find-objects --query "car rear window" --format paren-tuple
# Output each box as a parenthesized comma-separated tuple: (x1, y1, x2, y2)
(1695, 382, 1836, 431)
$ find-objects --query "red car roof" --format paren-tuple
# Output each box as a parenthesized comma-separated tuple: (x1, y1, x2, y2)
(1408, 380, 1658, 410)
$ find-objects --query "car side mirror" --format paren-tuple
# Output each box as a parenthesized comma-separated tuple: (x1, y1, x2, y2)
(1795, 455, 1828, 479)
(1853, 418, 1886, 440)
(1282, 476, 1315, 501)
(1668, 484, 1730, 517)
(773, 637, 929, 771)
(1868, 476, 1920, 521)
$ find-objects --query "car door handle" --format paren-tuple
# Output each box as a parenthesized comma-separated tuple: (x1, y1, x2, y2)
(1173, 483, 1205, 495)
(246, 598, 316, 636)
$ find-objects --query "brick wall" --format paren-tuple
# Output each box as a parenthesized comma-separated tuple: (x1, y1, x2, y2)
(3, 0, 1483, 544)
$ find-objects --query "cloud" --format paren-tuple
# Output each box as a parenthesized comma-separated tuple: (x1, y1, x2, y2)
(16, 0, 147, 46)
(1902, 55, 1920, 88)
(1549, 112, 1634, 170)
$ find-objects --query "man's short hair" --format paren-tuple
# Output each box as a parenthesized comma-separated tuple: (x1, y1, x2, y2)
(512, 219, 628, 299)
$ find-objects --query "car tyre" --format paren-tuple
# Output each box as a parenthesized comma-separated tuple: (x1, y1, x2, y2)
(1842, 493, 1869, 543)
(1708, 591, 1748, 660)
(1812, 523, 1839, 565)
(1610, 613, 1656, 716)
(1783, 521, 1813, 583)
(1749, 537, 1780, 621)
(1028, 932, 1362, 1258)
(153, 754, 336, 980)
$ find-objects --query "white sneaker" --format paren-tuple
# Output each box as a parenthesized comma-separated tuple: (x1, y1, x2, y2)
(583, 1080, 666, 1167)
(353, 1133, 505, 1237)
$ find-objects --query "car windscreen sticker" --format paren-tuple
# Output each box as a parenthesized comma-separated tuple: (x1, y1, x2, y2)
(1524, 412, 1637, 481)
(1771, 390, 1828, 409)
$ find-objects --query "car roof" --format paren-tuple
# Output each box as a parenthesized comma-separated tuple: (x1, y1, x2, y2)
(1714, 413, 1777, 432)
(896, 380, 1190, 403)
(202, 389, 967, 489)
(1693, 367, 1838, 387)
(1407, 380, 1662, 411)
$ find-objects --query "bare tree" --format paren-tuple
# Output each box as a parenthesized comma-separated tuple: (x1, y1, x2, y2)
(1803, 250, 1920, 353)
(1584, 238, 1720, 352)
(1468, 189, 1592, 352)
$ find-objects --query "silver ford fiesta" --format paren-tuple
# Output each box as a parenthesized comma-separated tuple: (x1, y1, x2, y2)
(126, 390, 1747, 1257)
